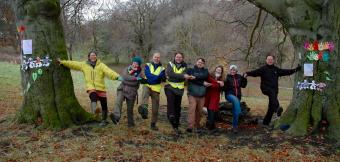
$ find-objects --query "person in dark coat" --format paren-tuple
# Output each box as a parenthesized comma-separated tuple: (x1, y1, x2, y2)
(224, 65, 247, 133)
(164, 52, 191, 135)
(204, 66, 224, 131)
(244, 54, 301, 126)
(186, 58, 210, 133)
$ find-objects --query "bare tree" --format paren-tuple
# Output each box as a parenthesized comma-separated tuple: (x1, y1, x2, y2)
(0, 0, 17, 50)
(113, 0, 168, 60)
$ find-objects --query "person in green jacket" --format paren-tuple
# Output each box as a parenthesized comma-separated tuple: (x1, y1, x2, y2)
(58, 51, 120, 126)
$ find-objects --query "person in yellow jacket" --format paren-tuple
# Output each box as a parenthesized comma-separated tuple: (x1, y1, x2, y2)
(138, 52, 166, 130)
(58, 51, 121, 126)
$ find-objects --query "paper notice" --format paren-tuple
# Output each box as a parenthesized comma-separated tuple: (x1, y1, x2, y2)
(304, 63, 313, 77)
(22, 39, 32, 54)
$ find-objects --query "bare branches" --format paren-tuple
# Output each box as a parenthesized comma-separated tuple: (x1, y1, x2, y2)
(246, 0, 285, 21)
(245, 8, 262, 61)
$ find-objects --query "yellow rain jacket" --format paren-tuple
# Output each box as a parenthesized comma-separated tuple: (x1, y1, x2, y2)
(60, 59, 119, 92)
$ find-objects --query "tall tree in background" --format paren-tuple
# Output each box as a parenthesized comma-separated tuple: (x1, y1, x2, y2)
(115, 0, 165, 60)
(0, 0, 17, 49)
(14, 0, 93, 128)
(247, 0, 340, 139)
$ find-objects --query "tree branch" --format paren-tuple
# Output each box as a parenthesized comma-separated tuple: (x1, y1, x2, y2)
(245, 8, 262, 61)
(246, 0, 286, 21)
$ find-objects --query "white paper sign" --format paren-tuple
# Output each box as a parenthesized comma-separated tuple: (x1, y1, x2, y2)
(22, 39, 32, 54)
(304, 63, 313, 76)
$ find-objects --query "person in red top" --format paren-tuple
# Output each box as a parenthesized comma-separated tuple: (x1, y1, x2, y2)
(204, 66, 224, 131)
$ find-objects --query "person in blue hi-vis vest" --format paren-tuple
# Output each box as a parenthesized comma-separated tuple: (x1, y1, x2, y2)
(138, 53, 166, 130)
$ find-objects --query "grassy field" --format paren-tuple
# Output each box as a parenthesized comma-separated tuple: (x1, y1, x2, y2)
(0, 61, 339, 161)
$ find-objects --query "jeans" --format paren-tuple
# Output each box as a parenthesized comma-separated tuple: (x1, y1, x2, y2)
(226, 94, 241, 128)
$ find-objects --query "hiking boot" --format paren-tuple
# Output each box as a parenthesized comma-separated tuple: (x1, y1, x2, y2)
(99, 120, 109, 127)
(196, 127, 205, 134)
(210, 128, 221, 136)
(174, 128, 182, 135)
(150, 123, 159, 131)
(138, 105, 148, 119)
(260, 123, 273, 130)
(109, 113, 119, 125)
(186, 128, 193, 133)
(276, 107, 283, 117)
(232, 127, 238, 134)
(128, 123, 135, 128)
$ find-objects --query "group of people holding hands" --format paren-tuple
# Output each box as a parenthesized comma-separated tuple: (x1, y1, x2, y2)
(58, 51, 301, 135)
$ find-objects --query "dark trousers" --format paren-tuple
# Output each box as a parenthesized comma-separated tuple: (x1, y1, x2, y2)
(262, 90, 279, 125)
(207, 109, 217, 130)
(89, 92, 108, 112)
(165, 88, 182, 129)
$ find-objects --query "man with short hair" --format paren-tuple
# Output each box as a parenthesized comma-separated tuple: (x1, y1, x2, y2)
(138, 53, 165, 130)
(244, 54, 301, 126)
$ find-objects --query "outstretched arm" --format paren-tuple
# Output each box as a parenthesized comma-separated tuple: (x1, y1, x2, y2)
(278, 66, 300, 76)
(60, 60, 83, 71)
(102, 64, 120, 80)
(246, 67, 264, 77)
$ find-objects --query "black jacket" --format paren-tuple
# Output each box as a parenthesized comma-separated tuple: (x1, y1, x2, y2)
(186, 65, 209, 97)
(224, 74, 247, 100)
(246, 64, 297, 93)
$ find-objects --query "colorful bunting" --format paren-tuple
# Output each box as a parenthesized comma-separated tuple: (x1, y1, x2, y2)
(304, 41, 334, 52)
(296, 80, 327, 91)
(21, 56, 52, 71)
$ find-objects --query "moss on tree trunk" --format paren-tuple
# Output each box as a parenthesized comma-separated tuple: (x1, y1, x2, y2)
(14, 0, 94, 128)
(248, 0, 340, 140)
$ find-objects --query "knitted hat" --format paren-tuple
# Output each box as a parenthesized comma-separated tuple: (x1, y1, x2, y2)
(132, 56, 142, 66)
(229, 64, 238, 71)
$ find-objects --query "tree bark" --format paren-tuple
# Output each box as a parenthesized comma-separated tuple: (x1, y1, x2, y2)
(14, 0, 93, 128)
(247, 0, 340, 140)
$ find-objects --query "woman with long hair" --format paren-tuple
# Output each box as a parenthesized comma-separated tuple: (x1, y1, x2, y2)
(204, 66, 224, 132)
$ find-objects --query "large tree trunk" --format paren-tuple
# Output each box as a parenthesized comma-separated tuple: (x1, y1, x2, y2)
(247, 0, 340, 140)
(14, 0, 93, 128)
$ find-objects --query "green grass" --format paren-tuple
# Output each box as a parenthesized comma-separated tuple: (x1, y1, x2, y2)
(0, 62, 22, 118)
(0, 61, 339, 161)
(0, 62, 21, 87)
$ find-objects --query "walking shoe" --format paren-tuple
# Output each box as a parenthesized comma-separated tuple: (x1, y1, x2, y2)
(232, 127, 238, 134)
(260, 123, 273, 130)
(174, 128, 182, 135)
(276, 107, 283, 117)
(99, 120, 109, 127)
(138, 105, 148, 119)
(150, 123, 159, 131)
(196, 127, 206, 134)
(109, 113, 119, 125)
(128, 123, 135, 128)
